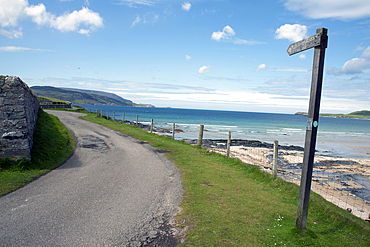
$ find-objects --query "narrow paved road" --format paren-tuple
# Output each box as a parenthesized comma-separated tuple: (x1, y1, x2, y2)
(0, 111, 183, 246)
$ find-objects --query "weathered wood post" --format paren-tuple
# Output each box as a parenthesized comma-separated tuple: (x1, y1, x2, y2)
(150, 119, 153, 133)
(136, 115, 139, 127)
(226, 131, 231, 158)
(288, 27, 328, 230)
(273, 140, 278, 179)
(113, 111, 115, 122)
(96, 109, 99, 117)
(197, 125, 204, 147)
(100, 110, 102, 118)
(122, 113, 125, 123)
(172, 123, 175, 139)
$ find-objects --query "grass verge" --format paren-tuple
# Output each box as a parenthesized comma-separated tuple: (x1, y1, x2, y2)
(80, 112, 370, 246)
(0, 108, 75, 196)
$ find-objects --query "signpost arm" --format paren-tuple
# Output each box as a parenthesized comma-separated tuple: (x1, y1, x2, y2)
(296, 28, 328, 229)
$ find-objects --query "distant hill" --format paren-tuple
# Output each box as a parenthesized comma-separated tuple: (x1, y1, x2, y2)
(61, 88, 133, 104)
(30, 86, 153, 107)
(294, 110, 370, 119)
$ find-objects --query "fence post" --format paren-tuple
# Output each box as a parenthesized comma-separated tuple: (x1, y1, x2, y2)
(150, 119, 153, 133)
(273, 140, 278, 179)
(136, 115, 139, 127)
(100, 110, 102, 118)
(122, 113, 125, 123)
(172, 123, 175, 139)
(226, 131, 231, 158)
(197, 125, 204, 147)
(113, 111, 115, 122)
(96, 109, 99, 117)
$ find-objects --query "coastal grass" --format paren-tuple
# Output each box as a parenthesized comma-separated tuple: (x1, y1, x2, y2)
(81, 112, 370, 246)
(0, 108, 74, 196)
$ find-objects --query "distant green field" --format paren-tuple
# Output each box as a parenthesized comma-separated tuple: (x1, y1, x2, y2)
(295, 110, 370, 119)
(37, 96, 70, 104)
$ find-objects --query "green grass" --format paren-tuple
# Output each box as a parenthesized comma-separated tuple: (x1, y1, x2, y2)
(296, 110, 370, 119)
(0, 108, 75, 196)
(80, 112, 370, 246)
(37, 95, 71, 104)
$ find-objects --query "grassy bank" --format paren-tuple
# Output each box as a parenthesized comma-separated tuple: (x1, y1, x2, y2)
(81, 113, 370, 246)
(0, 108, 75, 196)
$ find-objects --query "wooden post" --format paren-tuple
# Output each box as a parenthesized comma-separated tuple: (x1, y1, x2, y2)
(113, 111, 115, 122)
(100, 110, 102, 118)
(172, 123, 175, 139)
(226, 131, 231, 158)
(288, 28, 328, 230)
(122, 113, 125, 123)
(150, 119, 153, 133)
(197, 125, 204, 147)
(136, 115, 138, 127)
(89, 108, 91, 113)
(96, 109, 99, 117)
(273, 140, 278, 179)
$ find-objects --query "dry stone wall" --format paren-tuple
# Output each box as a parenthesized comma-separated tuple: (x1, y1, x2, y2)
(0, 76, 40, 161)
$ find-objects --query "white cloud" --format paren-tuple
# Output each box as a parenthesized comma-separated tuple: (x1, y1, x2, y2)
(115, 0, 155, 7)
(211, 25, 235, 41)
(0, 0, 27, 38)
(198, 65, 213, 74)
(361, 45, 370, 58)
(275, 24, 307, 42)
(181, 2, 191, 11)
(0, 46, 50, 52)
(254, 64, 267, 72)
(299, 54, 306, 60)
(0, 2, 103, 38)
(185, 55, 192, 60)
(0, 28, 22, 38)
(0, 0, 28, 27)
(132, 12, 159, 25)
(341, 58, 370, 74)
(132, 15, 141, 27)
(51, 7, 103, 33)
(284, 0, 370, 20)
(24, 3, 53, 26)
(254, 64, 308, 72)
(328, 45, 370, 75)
(211, 25, 265, 45)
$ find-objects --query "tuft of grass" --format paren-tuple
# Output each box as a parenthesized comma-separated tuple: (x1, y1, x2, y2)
(0, 108, 74, 196)
(81, 113, 370, 246)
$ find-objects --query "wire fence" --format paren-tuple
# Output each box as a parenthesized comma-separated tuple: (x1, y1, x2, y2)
(206, 139, 370, 223)
(89, 108, 370, 226)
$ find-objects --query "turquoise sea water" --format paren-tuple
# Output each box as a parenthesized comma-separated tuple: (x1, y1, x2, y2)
(79, 105, 370, 159)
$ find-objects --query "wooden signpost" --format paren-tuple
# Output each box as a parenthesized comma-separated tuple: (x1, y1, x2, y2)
(287, 28, 328, 230)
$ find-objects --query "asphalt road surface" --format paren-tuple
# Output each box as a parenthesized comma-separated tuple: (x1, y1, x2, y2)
(0, 110, 183, 246)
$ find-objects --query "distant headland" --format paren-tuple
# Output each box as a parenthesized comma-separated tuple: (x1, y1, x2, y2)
(31, 86, 154, 108)
(294, 110, 370, 119)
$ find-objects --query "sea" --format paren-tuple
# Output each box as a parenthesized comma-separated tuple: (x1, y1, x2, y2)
(79, 104, 370, 159)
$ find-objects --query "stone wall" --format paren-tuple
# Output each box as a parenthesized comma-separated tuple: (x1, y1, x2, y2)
(0, 76, 40, 161)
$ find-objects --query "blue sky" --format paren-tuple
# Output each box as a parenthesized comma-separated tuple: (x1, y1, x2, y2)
(1, 0, 370, 114)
